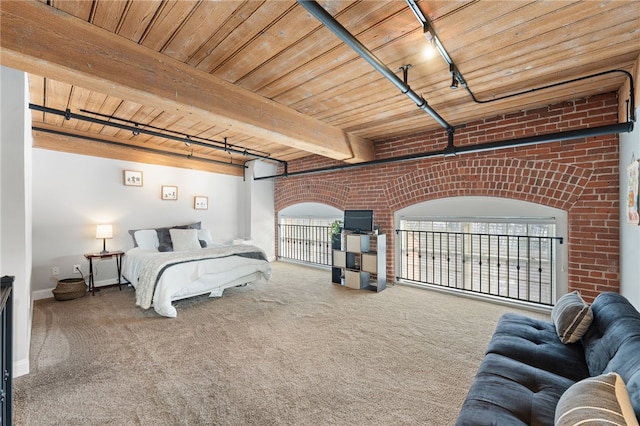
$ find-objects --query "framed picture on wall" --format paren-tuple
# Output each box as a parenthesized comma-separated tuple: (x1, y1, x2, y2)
(123, 170, 143, 186)
(161, 185, 178, 200)
(194, 196, 208, 210)
(627, 160, 639, 225)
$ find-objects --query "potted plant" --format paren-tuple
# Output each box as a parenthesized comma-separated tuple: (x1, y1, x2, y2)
(329, 220, 343, 249)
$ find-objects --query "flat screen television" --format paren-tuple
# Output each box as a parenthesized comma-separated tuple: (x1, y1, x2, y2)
(343, 210, 374, 234)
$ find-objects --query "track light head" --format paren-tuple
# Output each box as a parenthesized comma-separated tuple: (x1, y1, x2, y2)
(132, 124, 140, 136)
(422, 23, 435, 45)
(450, 76, 459, 90)
(421, 23, 438, 59)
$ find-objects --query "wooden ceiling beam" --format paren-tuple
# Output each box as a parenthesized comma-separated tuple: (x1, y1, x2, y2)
(0, 0, 375, 163)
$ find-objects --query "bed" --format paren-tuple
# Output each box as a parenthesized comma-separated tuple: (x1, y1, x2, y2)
(122, 224, 271, 317)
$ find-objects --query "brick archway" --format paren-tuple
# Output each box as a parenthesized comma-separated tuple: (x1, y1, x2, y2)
(275, 180, 350, 212)
(386, 158, 591, 211)
(275, 94, 620, 301)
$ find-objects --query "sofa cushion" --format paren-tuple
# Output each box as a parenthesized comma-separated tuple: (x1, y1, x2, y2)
(485, 313, 590, 381)
(552, 291, 593, 344)
(455, 353, 577, 426)
(457, 293, 640, 426)
(582, 292, 640, 419)
(456, 313, 591, 426)
(555, 372, 639, 426)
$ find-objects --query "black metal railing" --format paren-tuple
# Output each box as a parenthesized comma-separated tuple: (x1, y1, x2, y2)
(396, 230, 563, 306)
(1, 275, 14, 426)
(278, 224, 333, 266)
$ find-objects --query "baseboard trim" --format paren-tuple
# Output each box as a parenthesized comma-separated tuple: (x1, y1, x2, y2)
(32, 288, 54, 300)
(14, 358, 29, 377)
(32, 278, 121, 300)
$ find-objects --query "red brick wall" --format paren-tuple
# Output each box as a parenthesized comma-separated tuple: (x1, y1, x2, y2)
(275, 93, 620, 301)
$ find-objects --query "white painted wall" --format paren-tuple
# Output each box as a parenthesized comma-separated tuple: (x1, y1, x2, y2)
(245, 160, 277, 260)
(31, 149, 251, 296)
(620, 106, 640, 309)
(1, 66, 33, 377)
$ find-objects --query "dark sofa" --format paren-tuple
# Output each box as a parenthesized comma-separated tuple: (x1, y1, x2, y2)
(456, 292, 640, 425)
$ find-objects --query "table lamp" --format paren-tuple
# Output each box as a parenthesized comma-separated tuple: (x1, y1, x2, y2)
(96, 224, 113, 254)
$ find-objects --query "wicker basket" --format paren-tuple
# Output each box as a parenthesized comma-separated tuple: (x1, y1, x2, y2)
(52, 277, 87, 301)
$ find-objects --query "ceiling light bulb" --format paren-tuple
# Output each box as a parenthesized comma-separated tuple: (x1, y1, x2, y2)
(422, 25, 437, 59)
(422, 44, 437, 60)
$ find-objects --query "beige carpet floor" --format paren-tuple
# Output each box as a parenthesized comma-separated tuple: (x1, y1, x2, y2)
(14, 261, 549, 425)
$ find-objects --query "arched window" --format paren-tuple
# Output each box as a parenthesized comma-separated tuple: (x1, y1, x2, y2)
(395, 197, 567, 306)
(278, 203, 342, 265)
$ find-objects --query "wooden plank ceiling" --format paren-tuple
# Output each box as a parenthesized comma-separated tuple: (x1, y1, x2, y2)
(2, 0, 639, 176)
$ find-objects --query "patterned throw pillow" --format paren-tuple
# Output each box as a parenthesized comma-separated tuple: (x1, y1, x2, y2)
(551, 290, 593, 344)
(555, 372, 640, 426)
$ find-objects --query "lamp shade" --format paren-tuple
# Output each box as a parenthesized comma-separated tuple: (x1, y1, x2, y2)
(95, 224, 113, 239)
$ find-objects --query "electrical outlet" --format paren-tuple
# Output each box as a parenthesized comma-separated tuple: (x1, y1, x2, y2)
(73, 264, 81, 274)
(52, 266, 60, 276)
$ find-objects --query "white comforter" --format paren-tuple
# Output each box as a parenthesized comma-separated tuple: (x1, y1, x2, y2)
(122, 244, 271, 317)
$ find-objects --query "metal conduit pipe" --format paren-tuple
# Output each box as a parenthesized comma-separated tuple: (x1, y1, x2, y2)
(78, 108, 274, 158)
(29, 104, 287, 166)
(297, 0, 453, 133)
(405, 0, 637, 124)
(32, 126, 247, 169)
(254, 121, 634, 180)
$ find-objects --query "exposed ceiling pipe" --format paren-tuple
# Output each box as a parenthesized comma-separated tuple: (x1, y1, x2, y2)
(33, 126, 247, 169)
(297, 0, 454, 133)
(405, 0, 637, 123)
(78, 108, 274, 158)
(254, 121, 633, 180)
(28, 104, 288, 166)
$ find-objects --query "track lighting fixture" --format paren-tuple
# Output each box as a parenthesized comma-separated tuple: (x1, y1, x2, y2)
(422, 22, 453, 65)
(184, 136, 191, 147)
(421, 25, 437, 59)
(132, 124, 140, 136)
(414, 2, 465, 91)
(423, 27, 434, 45)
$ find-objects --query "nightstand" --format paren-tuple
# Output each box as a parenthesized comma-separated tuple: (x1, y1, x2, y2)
(84, 251, 125, 296)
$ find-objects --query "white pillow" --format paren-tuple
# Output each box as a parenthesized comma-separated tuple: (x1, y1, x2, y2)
(198, 228, 213, 245)
(169, 228, 201, 251)
(134, 229, 159, 250)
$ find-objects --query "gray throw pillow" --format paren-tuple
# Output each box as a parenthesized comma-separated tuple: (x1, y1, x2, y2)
(551, 290, 593, 344)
